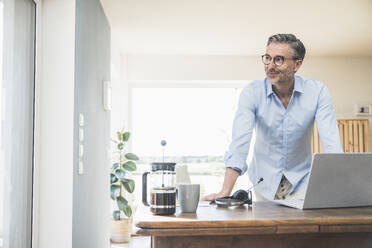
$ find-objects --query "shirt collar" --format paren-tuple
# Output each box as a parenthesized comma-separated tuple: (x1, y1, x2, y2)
(293, 75, 304, 94)
(265, 75, 304, 97)
(265, 79, 274, 96)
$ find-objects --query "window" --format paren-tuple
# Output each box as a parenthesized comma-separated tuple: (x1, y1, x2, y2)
(130, 83, 254, 205)
(0, 2, 4, 246)
(1, 0, 36, 247)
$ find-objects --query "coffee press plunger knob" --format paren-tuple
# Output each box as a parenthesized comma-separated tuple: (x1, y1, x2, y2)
(161, 140, 166, 164)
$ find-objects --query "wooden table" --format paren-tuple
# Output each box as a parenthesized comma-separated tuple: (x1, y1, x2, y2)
(135, 201, 372, 248)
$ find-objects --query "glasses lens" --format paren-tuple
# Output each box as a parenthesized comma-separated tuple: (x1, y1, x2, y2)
(262, 55, 271, 65)
(274, 56, 284, 66)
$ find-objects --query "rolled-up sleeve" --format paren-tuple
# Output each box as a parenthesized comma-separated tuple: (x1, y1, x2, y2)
(315, 85, 343, 153)
(225, 85, 256, 175)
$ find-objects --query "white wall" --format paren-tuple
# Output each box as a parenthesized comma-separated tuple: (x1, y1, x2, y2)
(301, 57, 372, 118)
(110, 53, 129, 136)
(36, 1, 75, 247)
(72, 0, 111, 247)
(120, 54, 372, 150)
(125, 55, 263, 80)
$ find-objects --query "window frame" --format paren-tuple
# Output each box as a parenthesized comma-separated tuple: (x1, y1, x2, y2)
(1, 0, 38, 247)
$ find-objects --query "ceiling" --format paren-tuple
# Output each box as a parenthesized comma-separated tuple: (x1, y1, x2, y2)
(100, 0, 372, 56)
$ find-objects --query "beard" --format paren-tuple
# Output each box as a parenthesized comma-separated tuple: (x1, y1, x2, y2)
(266, 69, 293, 85)
(266, 69, 282, 84)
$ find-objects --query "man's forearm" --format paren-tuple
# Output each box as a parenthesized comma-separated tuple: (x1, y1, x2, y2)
(219, 168, 240, 196)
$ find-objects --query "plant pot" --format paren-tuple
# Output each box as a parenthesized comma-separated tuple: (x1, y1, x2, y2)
(110, 218, 133, 243)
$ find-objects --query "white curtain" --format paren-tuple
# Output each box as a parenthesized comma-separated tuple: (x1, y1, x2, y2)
(0, 1, 4, 246)
(1, 0, 36, 247)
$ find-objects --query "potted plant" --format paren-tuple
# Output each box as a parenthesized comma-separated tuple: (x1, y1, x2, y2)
(110, 130, 139, 243)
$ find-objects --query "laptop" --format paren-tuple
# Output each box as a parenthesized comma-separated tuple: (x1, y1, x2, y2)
(274, 153, 372, 209)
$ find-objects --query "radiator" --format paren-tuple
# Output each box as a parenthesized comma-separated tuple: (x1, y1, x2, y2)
(312, 119, 370, 153)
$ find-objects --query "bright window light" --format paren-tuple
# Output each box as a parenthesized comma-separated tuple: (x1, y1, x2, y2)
(130, 86, 252, 201)
(132, 88, 241, 157)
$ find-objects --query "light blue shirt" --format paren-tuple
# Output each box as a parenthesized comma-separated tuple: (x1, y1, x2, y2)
(225, 75, 343, 200)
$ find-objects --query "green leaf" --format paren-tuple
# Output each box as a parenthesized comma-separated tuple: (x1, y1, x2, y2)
(117, 196, 128, 212)
(111, 163, 119, 173)
(117, 131, 123, 141)
(125, 153, 139, 161)
(122, 132, 130, 142)
(122, 161, 136, 171)
(110, 185, 120, 200)
(118, 143, 124, 150)
(122, 178, 135, 193)
(124, 205, 132, 218)
(110, 173, 118, 184)
(115, 169, 126, 180)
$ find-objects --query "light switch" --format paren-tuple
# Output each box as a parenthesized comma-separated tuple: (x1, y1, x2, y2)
(79, 113, 84, 126)
(79, 128, 84, 142)
(78, 160, 84, 175)
(79, 144, 84, 157)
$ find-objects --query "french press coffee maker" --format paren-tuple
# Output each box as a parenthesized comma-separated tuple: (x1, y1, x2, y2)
(142, 162, 176, 215)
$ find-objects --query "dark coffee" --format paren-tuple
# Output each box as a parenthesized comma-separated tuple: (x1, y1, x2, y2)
(150, 187, 176, 215)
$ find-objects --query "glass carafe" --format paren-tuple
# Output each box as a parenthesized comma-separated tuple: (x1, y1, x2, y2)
(142, 162, 176, 215)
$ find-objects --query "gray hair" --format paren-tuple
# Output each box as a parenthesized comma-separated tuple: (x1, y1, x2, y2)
(267, 34, 306, 60)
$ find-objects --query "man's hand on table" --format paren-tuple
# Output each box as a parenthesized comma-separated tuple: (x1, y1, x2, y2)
(201, 168, 239, 202)
(201, 191, 229, 202)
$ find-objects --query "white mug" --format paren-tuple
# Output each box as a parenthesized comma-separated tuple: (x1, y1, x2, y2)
(177, 184, 200, 213)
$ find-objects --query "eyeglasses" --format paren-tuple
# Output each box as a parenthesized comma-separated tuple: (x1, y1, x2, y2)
(261, 54, 298, 66)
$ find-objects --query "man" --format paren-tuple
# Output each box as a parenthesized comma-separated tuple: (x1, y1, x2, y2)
(202, 34, 342, 202)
